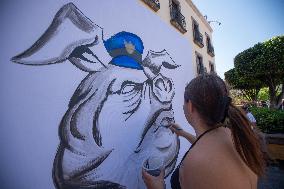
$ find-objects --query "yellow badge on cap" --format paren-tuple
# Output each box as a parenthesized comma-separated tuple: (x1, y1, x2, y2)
(124, 40, 135, 54)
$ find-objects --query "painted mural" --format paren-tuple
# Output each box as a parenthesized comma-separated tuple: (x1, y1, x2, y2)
(11, 3, 180, 188)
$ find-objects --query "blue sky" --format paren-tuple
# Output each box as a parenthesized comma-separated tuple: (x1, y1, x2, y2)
(192, 0, 284, 78)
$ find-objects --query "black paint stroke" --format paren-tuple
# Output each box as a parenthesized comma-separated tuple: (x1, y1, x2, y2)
(69, 149, 113, 180)
(92, 79, 116, 147)
(70, 89, 98, 141)
(69, 37, 107, 69)
(142, 49, 180, 77)
(11, 3, 100, 65)
(135, 104, 173, 152)
(123, 98, 142, 121)
(61, 181, 126, 189)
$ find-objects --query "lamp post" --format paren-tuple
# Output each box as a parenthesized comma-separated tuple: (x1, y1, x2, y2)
(208, 20, 221, 26)
(204, 15, 221, 26)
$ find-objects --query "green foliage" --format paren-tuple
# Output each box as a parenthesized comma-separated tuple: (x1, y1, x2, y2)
(257, 87, 269, 101)
(225, 68, 262, 90)
(224, 69, 237, 87)
(257, 86, 282, 101)
(250, 107, 284, 134)
(257, 36, 284, 78)
(225, 68, 262, 101)
(229, 89, 246, 104)
(232, 35, 284, 108)
(234, 36, 284, 80)
(234, 43, 263, 78)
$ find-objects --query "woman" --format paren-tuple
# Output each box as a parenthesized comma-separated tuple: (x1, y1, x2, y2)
(142, 74, 265, 189)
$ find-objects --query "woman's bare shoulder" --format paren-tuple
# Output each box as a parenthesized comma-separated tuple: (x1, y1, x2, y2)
(180, 151, 221, 189)
(180, 138, 256, 189)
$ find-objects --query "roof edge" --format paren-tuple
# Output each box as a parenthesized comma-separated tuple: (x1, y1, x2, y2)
(185, 0, 213, 32)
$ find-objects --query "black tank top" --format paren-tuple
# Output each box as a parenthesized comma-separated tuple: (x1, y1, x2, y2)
(170, 126, 221, 189)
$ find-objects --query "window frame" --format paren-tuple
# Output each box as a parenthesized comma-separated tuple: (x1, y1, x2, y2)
(205, 32, 215, 57)
(141, 0, 161, 12)
(169, 0, 187, 33)
(195, 51, 204, 75)
(209, 61, 215, 73)
(191, 17, 204, 48)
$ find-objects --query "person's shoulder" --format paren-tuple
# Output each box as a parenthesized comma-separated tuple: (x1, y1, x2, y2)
(183, 147, 206, 167)
(180, 149, 227, 188)
(181, 145, 242, 188)
(182, 144, 220, 174)
(182, 131, 236, 176)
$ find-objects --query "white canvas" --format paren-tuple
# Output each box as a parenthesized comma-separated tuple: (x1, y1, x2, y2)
(0, 0, 194, 188)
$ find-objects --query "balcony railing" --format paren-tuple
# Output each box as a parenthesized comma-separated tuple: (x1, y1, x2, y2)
(207, 43, 215, 57)
(193, 29, 204, 47)
(210, 64, 215, 73)
(197, 63, 205, 75)
(141, 0, 160, 12)
(170, 4, 187, 33)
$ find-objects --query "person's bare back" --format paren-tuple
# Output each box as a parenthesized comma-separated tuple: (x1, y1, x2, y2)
(180, 127, 257, 189)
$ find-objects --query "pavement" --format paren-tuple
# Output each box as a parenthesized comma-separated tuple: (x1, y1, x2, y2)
(258, 162, 284, 189)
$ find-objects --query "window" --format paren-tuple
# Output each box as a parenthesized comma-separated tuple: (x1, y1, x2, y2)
(196, 52, 204, 75)
(193, 19, 199, 31)
(172, 0, 179, 11)
(192, 18, 204, 48)
(169, 0, 187, 33)
(209, 61, 215, 73)
(206, 33, 215, 57)
(141, 0, 160, 12)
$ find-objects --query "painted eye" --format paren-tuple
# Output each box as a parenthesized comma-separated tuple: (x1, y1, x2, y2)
(121, 84, 136, 94)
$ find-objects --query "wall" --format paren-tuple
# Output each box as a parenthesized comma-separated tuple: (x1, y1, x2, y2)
(139, 0, 215, 75)
(0, 0, 195, 188)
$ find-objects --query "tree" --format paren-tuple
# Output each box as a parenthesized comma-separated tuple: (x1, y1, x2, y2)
(234, 35, 284, 109)
(225, 68, 262, 102)
(257, 87, 269, 101)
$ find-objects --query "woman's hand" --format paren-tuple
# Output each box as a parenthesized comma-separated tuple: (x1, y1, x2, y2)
(170, 123, 196, 143)
(169, 123, 184, 137)
(142, 168, 165, 189)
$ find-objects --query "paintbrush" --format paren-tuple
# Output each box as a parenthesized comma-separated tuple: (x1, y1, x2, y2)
(160, 124, 183, 130)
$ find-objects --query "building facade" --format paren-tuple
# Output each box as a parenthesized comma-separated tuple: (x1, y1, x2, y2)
(140, 0, 216, 76)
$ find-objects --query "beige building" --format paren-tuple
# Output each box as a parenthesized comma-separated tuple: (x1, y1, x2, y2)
(139, 0, 216, 76)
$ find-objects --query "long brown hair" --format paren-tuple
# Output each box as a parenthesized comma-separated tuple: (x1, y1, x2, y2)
(184, 74, 265, 176)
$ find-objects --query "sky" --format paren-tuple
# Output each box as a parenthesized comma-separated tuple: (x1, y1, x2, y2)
(191, 0, 284, 78)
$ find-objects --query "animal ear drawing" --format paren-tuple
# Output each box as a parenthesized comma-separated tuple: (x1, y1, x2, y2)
(142, 50, 180, 79)
(11, 3, 107, 72)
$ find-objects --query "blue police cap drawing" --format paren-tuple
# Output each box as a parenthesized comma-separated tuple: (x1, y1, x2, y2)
(104, 31, 144, 70)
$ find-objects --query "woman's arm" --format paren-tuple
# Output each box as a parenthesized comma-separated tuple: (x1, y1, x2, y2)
(170, 123, 196, 144)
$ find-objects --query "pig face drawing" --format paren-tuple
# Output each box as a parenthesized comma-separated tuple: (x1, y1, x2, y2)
(11, 3, 180, 189)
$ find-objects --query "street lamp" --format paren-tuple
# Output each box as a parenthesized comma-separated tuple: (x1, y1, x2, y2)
(203, 15, 221, 26)
(208, 20, 221, 26)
